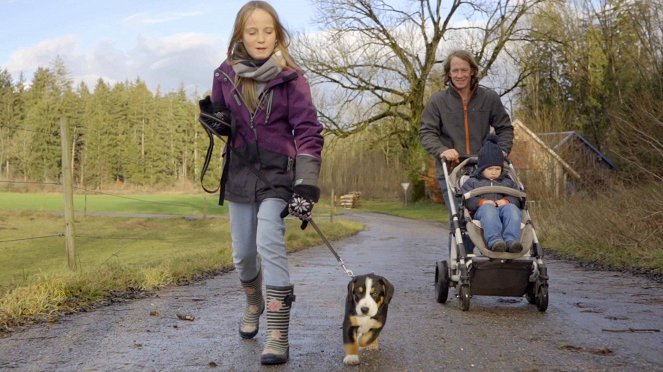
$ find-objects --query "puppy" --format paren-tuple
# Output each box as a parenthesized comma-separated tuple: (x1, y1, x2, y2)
(343, 273, 394, 366)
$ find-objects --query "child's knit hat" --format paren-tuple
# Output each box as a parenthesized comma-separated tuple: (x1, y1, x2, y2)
(477, 134, 504, 173)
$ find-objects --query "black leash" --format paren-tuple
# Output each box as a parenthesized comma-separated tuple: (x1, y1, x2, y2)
(307, 219, 354, 277)
(198, 111, 355, 278)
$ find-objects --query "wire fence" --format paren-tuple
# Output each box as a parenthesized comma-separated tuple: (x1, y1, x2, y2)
(0, 180, 61, 185)
(0, 234, 64, 244)
(1, 180, 208, 209)
(72, 186, 204, 209)
(0, 179, 226, 247)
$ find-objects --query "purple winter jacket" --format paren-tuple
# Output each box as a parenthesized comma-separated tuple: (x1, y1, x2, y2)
(211, 61, 324, 204)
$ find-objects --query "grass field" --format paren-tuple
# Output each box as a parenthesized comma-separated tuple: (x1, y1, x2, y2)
(0, 191, 341, 216)
(0, 191, 225, 215)
(356, 199, 448, 223)
(0, 192, 361, 333)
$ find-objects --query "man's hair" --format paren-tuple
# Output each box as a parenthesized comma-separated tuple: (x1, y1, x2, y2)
(442, 50, 480, 90)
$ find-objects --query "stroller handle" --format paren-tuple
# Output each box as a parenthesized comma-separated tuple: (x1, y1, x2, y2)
(440, 154, 476, 163)
(463, 185, 527, 200)
(441, 153, 513, 163)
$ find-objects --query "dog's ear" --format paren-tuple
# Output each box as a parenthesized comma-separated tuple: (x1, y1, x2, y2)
(346, 277, 358, 305)
(347, 277, 357, 293)
(379, 277, 394, 304)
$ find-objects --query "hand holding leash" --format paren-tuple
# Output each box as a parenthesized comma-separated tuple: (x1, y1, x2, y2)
(280, 193, 315, 230)
(279, 185, 320, 230)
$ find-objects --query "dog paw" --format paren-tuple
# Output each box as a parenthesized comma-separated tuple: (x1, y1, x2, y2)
(343, 355, 360, 366)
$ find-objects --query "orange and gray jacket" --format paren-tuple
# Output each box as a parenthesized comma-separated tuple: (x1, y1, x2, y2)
(211, 61, 323, 204)
(419, 85, 513, 179)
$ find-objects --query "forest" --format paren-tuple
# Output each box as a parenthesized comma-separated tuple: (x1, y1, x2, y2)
(0, 0, 660, 199)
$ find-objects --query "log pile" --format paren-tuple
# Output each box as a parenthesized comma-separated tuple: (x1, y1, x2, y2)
(339, 191, 362, 209)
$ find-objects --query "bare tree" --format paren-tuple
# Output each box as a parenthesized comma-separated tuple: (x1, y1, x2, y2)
(293, 0, 547, 147)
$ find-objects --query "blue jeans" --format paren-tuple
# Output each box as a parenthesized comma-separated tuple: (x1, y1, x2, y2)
(439, 178, 474, 254)
(228, 198, 290, 286)
(474, 203, 522, 248)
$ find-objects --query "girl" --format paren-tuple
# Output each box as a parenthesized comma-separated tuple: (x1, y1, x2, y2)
(207, 1, 323, 365)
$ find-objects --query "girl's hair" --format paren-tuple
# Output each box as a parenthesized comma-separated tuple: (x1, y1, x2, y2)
(227, 1, 299, 110)
(442, 50, 480, 91)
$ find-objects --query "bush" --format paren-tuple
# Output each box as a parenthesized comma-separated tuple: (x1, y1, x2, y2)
(533, 182, 662, 275)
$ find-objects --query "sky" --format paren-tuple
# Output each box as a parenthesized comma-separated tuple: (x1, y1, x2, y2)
(0, 0, 318, 96)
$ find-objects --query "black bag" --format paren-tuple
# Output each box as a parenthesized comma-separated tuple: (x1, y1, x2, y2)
(198, 95, 231, 193)
(198, 95, 231, 137)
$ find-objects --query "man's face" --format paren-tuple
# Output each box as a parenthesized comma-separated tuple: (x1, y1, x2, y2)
(242, 9, 277, 60)
(449, 57, 472, 91)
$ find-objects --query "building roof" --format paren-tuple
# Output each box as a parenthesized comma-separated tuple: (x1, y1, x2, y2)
(536, 131, 619, 170)
(512, 120, 581, 179)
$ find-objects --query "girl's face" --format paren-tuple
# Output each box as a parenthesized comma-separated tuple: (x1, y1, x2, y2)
(482, 166, 502, 180)
(449, 57, 472, 92)
(242, 8, 277, 60)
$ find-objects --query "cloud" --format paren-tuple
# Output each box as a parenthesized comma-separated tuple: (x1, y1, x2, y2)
(6, 35, 80, 74)
(5, 33, 224, 97)
(130, 33, 223, 95)
(124, 11, 203, 25)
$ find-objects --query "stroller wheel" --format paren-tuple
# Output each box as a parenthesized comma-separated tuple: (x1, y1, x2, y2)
(536, 285, 549, 312)
(435, 261, 449, 303)
(458, 284, 471, 311)
(525, 283, 536, 304)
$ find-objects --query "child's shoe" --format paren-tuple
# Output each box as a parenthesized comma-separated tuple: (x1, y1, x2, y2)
(507, 240, 523, 253)
(490, 240, 506, 252)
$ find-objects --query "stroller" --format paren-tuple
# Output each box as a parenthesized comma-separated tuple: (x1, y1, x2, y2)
(434, 156, 549, 312)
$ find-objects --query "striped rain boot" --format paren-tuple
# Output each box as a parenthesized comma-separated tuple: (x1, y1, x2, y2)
(238, 271, 265, 339)
(260, 285, 295, 365)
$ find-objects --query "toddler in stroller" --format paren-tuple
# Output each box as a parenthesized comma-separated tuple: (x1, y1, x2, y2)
(461, 134, 524, 254)
(433, 136, 549, 311)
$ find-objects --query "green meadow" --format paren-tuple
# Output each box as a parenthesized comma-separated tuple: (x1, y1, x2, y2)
(0, 191, 225, 215)
(0, 191, 362, 333)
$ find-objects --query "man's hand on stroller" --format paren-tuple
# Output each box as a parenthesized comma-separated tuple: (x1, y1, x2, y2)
(440, 148, 460, 162)
(280, 185, 320, 230)
(440, 149, 461, 167)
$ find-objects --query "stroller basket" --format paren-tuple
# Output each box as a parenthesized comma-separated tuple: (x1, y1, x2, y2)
(469, 258, 532, 296)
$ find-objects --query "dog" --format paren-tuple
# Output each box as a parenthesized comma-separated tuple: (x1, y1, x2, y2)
(343, 273, 394, 366)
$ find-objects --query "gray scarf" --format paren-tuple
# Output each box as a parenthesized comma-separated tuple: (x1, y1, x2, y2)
(232, 51, 284, 83)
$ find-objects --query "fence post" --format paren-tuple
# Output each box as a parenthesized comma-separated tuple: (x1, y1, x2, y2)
(203, 195, 208, 219)
(60, 118, 77, 271)
(330, 188, 334, 222)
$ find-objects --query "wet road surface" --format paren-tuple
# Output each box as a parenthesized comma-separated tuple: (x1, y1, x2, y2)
(1, 212, 661, 371)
